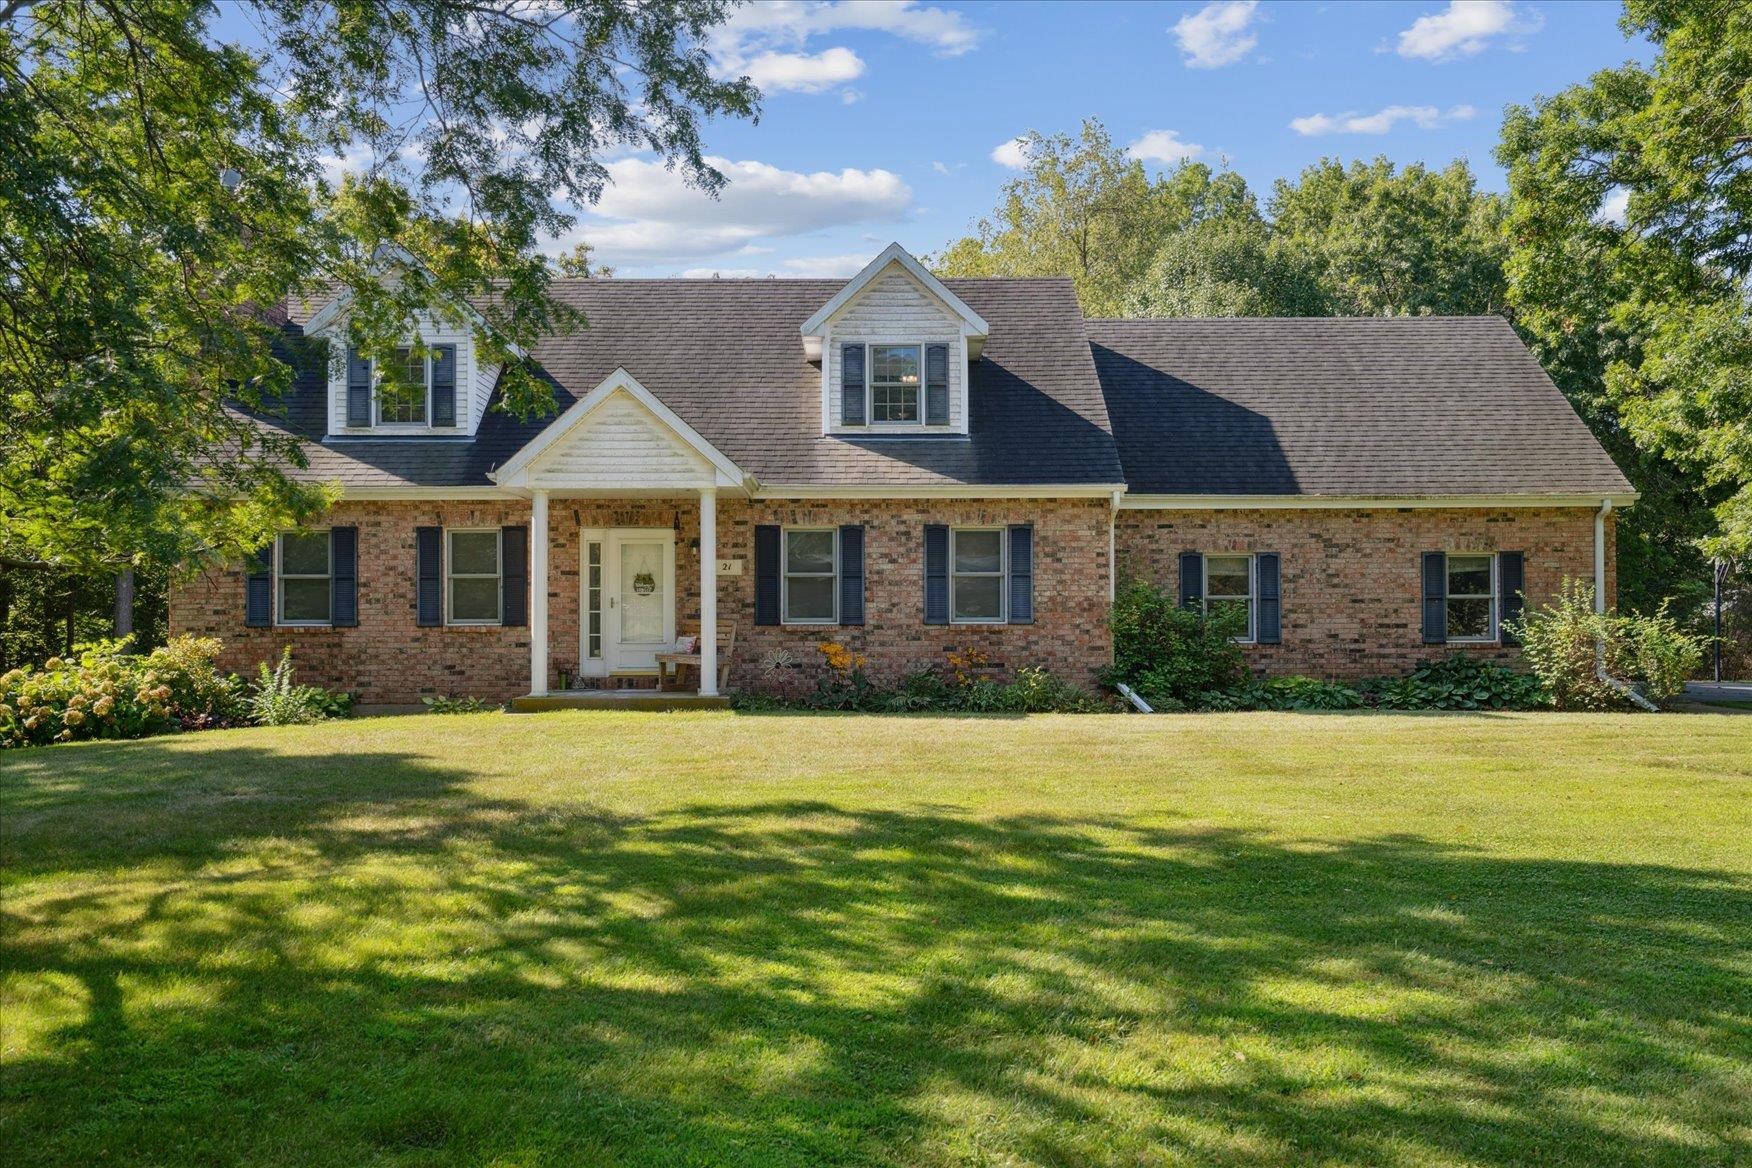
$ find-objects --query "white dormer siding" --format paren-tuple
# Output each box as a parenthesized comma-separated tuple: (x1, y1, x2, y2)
(325, 312, 497, 437)
(824, 267, 968, 436)
(523, 390, 715, 489)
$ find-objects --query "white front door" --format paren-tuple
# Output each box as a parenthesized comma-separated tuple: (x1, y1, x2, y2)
(606, 530, 675, 672)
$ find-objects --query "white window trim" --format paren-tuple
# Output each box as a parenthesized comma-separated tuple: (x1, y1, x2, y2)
(867, 342, 924, 426)
(584, 539, 604, 660)
(445, 528, 503, 626)
(376, 347, 434, 428)
(1203, 552, 1257, 645)
(1445, 551, 1499, 644)
(781, 527, 840, 626)
(274, 530, 332, 627)
(950, 526, 1008, 625)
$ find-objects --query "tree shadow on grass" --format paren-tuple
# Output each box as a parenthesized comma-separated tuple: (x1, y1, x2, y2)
(2, 744, 1748, 1167)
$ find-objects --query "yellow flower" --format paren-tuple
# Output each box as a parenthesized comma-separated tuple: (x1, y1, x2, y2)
(93, 695, 114, 717)
(63, 709, 85, 726)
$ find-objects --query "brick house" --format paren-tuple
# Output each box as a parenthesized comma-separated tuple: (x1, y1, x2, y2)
(169, 243, 1634, 706)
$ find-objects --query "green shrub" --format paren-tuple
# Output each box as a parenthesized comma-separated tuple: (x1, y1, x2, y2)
(1360, 657, 1547, 711)
(1104, 580, 1246, 709)
(142, 636, 247, 727)
(0, 635, 242, 748)
(248, 648, 351, 726)
(1614, 605, 1707, 706)
(1506, 581, 1706, 710)
(422, 695, 500, 715)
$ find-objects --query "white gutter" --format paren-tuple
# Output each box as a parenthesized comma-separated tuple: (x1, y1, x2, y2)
(1593, 497, 1658, 711)
(1121, 492, 1641, 511)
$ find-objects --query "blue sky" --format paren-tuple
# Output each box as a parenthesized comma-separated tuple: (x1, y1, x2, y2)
(577, 0, 1651, 277)
(256, 1, 1653, 278)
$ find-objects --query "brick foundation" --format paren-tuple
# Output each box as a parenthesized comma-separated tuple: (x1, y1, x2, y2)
(1114, 506, 1614, 680)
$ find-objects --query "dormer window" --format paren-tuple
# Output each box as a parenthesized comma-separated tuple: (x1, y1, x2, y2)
(839, 341, 950, 428)
(345, 344, 457, 429)
(870, 344, 922, 423)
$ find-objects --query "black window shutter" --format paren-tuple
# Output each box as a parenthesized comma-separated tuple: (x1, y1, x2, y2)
(923, 524, 949, 625)
(501, 525, 528, 627)
(346, 347, 372, 427)
(330, 527, 358, 627)
(838, 525, 865, 626)
(1178, 551, 1204, 609)
(430, 344, 457, 427)
(840, 343, 866, 426)
(754, 525, 781, 626)
(1008, 524, 1034, 624)
(245, 546, 272, 627)
(1256, 552, 1281, 644)
(1498, 551, 1525, 644)
(1422, 551, 1448, 644)
(925, 343, 950, 426)
(416, 526, 443, 627)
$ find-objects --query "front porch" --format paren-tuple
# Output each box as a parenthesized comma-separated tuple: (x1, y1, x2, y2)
(490, 368, 746, 703)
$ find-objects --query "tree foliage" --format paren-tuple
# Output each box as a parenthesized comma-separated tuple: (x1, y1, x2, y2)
(933, 119, 1251, 316)
(1498, 0, 1752, 561)
(0, 0, 755, 573)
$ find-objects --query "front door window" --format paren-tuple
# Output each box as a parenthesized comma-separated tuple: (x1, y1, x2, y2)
(617, 539, 666, 645)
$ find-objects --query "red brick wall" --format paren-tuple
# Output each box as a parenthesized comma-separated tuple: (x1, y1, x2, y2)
(167, 496, 1115, 703)
(722, 498, 1113, 696)
(1114, 506, 1614, 679)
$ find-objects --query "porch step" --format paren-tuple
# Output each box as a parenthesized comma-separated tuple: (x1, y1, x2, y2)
(512, 689, 730, 712)
(569, 673, 661, 691)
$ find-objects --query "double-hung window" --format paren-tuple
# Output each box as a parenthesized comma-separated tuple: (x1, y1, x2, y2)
(1445, 553, 1497, 642)
(782, 529, 838, 624)
(276, 531, 332, 625)
(446, 529, 502, 625)
(1204, 553, 1256, 643)
(869, 344, 921, 423)
(950, 528, 1006, 623)
(378, 346, 431, 425)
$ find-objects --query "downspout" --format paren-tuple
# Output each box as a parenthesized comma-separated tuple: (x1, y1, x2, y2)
(1594, 498, 1658, 711)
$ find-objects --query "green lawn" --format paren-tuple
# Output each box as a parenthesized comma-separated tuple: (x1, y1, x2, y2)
(3, 712, 1749, 1167)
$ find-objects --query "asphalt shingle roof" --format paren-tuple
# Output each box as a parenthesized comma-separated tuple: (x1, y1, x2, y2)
(254, 283, 1630, 498)
(265, 277, 1125, 489)
(1086, 316, 1632, 498)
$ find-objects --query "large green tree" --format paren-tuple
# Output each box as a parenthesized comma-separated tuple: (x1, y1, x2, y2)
(934, 118, 1250, 316)
(1498, 0, 1751, 571)
(0, 0, 755, 577)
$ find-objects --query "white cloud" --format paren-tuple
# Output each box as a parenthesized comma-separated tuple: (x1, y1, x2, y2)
(738, 47, 865, 93)
(1126, 129, 1205, 165)
(1173, 1, 1260, 69)
(676, 253, 871, 279)
(1289, 104, 1477, 135)
(932, 161, 952, 176)
(571, 155, 912, 266)
(779, 253, 873, 278)
(991, 136, 1031, 170)
(714, 1, 981, 59)
(1598, 188, 1630, 226)
(710, 2, 980, 98)
(1396, 1, 1541, 62)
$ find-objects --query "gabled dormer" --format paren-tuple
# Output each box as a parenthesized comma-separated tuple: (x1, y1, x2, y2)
(802, 243, 989, 438)
(301, 266, 518, 439)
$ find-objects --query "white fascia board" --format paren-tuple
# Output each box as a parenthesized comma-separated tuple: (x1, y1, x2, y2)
(1119, 492, 1641, 510)
(800, 242, 990, 339)
(489, 367, 748, 488)
(755, 483, 1128, 500)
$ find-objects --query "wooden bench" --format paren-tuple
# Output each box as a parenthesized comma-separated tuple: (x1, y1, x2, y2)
(656, 623, 736, 693)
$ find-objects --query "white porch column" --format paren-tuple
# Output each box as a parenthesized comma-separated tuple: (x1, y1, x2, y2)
(530, 489, 550, 695)
(698, 487, 718, 696)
